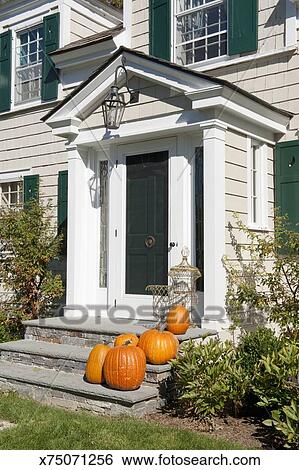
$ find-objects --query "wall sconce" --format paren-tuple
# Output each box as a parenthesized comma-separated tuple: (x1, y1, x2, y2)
(102, 58, 139, 130)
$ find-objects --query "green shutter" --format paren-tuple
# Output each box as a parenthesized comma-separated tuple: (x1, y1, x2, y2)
(58, 170, 68, 234)
(42, 12, 60, 101)
(275, 141, 299, 233)
(149, 0, 171, 61)
(23, 175, 39, 205)
(228, 0, 258, 55)
(0, 30, 12, 112)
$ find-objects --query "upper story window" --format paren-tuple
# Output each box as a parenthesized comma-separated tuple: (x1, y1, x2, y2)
(0, 181, 23, 208)
(175, 0, 227, 65)
(15, 25, 44, 105)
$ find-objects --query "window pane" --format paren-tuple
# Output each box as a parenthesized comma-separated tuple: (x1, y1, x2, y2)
(176, 0, 227, 65)
(15, 25, 44, 104)
(99, 161, 108, 288)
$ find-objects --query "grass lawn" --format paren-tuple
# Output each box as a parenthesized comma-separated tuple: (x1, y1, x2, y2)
(0, 392, 245, 450)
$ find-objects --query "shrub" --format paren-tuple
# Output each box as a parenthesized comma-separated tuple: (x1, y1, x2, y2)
(172, 339, 249, 420)
(0, 200, 64, 319)
(253, 341, 299, 448)
(223, 215, 299, 340)
(236, 327, 281, 376)
(0, 310, 24, 343)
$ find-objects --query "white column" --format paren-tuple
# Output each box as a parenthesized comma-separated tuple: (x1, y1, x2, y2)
(201, 121, 227, 332)
(64, 144, 90, 318)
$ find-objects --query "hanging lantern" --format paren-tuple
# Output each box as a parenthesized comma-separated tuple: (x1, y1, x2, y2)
(102, 58, 139, 130)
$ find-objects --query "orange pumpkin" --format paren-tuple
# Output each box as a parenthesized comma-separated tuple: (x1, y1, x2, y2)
(85, 344, 110, 384)
(103, 344, 146, 391)
(167, 305, 190, 335)
(138, 329, 179, 365)
(114, 333, 139, 347)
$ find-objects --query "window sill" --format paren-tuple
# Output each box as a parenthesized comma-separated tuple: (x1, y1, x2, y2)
(185, 45, 297, 73)
(247, 224, 270, 233)
(0, 99, 61, 117)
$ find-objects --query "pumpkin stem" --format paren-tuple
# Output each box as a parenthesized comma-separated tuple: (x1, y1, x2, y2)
(124, 339, 132, 346)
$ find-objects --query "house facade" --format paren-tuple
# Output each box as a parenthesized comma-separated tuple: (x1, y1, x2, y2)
(0, 0, 298, 335)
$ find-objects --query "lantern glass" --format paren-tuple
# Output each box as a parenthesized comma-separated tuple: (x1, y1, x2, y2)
(102, 85, 126, 129)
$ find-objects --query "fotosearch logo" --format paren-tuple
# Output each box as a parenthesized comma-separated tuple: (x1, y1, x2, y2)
(43, 304, 227, 326)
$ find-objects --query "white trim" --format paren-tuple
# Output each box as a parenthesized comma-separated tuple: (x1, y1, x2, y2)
(59, 0, 71, 47)
(189, 45, 298, 73)
(286, 0, 297, 47)
(201, 121, 227, 329)
(0, 169, 31, 182)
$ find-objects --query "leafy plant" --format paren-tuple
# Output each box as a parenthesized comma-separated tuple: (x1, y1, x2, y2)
(223, 214, 299, 340)
(253, 342, 299, 448)
(0, 200, 64, 320)
(264, 401, 299, 448)
(236, 327, 280, 376)
(0, 310, 24, 343)
(172, 339, 249, 420)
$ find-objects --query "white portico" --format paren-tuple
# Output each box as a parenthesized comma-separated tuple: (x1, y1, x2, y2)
(43, 47, 290, 333)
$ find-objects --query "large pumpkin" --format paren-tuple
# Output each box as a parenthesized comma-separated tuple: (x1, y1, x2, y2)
(167, 305, 190, 335)
(114, 333, 139, 347)
(85, 344, 110, 384)
(103, 344, 146, 391)
(138, 329, 179, 365)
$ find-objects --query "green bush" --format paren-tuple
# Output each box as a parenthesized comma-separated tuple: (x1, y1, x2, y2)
(172, 339, 249, 420)
(236, 327, 281, 376)
(0, 310, 24, 343)
(253, 341, 299, 448)
(0, 200, 64, 319)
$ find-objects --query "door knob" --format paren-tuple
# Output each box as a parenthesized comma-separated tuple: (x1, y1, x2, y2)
(145, 235, 156, 248)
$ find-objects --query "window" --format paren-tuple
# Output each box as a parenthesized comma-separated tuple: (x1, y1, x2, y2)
(15, 25, 44, 104)
(99, 161, 108, 288)
(175, 0, 227, 65)
(0, 181, 23, 208)
(194, 147, 204, 291)
(248, 141, 268, 229)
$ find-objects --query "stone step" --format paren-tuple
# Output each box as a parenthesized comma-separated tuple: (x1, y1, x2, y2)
(24, 316, 216, 348)
(0, 361, 160, 416)
(0, 340, 172, 385)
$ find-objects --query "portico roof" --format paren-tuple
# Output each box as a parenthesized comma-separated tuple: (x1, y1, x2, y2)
(43, 47, 291, 143)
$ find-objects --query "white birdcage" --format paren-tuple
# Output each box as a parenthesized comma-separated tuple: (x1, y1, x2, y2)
(146, 247, 201, 328)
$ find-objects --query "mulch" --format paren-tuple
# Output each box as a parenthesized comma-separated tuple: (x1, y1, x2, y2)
(145, 411, 279, 449)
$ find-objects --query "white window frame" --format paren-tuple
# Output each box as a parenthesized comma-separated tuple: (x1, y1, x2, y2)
(247, 138, 268, 231)
(14, 23, 44, 106)
(173, 0, 228, 67)
(0, 177, 23, 209)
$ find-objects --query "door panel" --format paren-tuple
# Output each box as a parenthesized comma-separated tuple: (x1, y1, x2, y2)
(276, 142, 299, 232)
(126, 152, 168, 294)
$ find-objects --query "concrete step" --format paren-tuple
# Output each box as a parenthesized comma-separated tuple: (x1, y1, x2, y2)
(0, 361, 160, 416)
(23, 316, 216, 348)
(0, 340, 172, 385)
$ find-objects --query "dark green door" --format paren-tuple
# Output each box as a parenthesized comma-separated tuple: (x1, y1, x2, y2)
(126, 152, 168, 294)
(276, 141, 299, 232)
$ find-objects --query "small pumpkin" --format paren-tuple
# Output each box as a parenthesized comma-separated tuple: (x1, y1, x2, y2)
(85, 344, 110, 384)
(103, 342, 146, 391)
(114, 333, 139, 347)
(167, 305, 190, 335)
(138, 329, 179, 365)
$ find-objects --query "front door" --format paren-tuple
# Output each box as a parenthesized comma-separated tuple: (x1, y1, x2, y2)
(276, 141, 299, 232)
(126, 152, 168, 295)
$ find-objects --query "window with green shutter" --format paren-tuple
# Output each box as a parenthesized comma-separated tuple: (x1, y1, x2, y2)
(228, 0, 258, 55)
(149, 0, 171, 61)
(23, 175, 39, 205)
(0, 30, 12, 112)
(42, 12, 60, 101)
(58, 170, 68, 253)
